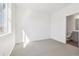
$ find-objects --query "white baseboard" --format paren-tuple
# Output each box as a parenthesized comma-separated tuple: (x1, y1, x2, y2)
(50, 38, 66, 44)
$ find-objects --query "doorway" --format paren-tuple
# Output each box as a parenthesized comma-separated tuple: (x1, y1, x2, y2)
(66, 13, 79, 47)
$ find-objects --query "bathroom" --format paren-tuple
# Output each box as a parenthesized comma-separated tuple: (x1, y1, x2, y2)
(66, 13, 79, 47)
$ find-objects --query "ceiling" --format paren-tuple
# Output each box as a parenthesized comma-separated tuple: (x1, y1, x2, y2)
(16, 3, 71, 14)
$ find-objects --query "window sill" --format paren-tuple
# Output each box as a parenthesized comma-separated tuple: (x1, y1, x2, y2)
(0, 32, 12, 37)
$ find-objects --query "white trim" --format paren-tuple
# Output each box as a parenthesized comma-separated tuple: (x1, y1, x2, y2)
(0, 32, 12, 38)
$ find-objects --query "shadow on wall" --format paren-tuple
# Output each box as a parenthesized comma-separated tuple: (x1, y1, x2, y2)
(22, 30, 30, 48)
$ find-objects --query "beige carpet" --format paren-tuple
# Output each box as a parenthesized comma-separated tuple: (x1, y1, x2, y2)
(11, 39, 79, 56)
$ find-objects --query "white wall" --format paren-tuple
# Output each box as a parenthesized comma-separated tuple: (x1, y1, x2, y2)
(0, 33, 15, 56)
(15, 3, 79, 44)
(51, 4, 79, 43)
(15, 4, 51, 43)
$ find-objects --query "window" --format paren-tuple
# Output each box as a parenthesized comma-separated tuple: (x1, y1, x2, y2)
(0, 3, 12, 35)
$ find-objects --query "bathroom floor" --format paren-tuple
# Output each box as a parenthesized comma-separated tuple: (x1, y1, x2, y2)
(66, 39, 78, 47)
